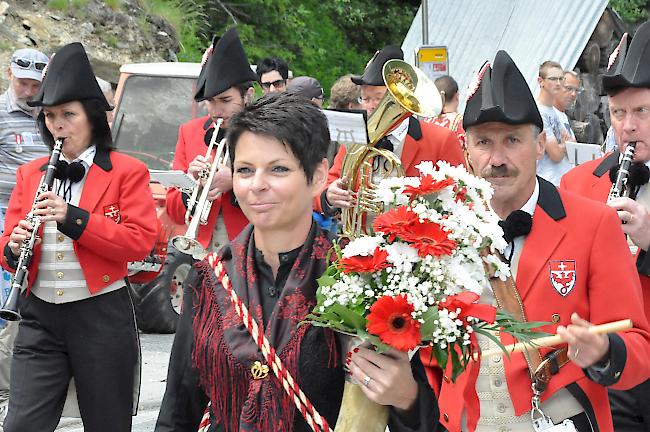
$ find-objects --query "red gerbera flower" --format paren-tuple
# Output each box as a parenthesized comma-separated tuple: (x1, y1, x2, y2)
(367, 294, 421, 351)
(403, 175, 454, 200)
(401, 220, 457, 257)
(338, 247, 391, 274)
(439, 291, 497, 324)
(372, 206, 419, 242)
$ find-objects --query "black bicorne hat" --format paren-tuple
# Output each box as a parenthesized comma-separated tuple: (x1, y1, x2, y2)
(602, 21, 650, 94)
(28, 42, 111, 110)
(463, 50, 543, 131)
(351, 45, 404, 86)
(194, 28, 258, 102)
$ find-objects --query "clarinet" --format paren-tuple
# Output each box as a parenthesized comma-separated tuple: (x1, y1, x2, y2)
(0, 138, 65, 321)
(608, 141, 637, 201)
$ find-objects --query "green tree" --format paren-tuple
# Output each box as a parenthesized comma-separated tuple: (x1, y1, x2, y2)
(165, 0, 421, 97)
(610, 0, 648, 23)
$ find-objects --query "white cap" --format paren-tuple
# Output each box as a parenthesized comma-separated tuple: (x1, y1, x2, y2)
(10, 48, 49, 82)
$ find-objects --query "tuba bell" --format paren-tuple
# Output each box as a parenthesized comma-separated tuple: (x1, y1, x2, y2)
(339, 60, 442, 239)
(171, 119, 229, 258)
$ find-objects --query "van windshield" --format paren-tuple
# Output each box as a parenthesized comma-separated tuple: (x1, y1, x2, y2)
(112, 74, 207, 170)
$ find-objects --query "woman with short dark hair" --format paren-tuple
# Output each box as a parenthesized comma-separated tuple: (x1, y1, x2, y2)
(155, 93, 440, 432)
(0, 42, 157, 432)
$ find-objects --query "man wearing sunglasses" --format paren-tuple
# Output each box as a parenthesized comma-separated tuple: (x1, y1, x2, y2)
(256, 56, 290, 95)
(0, 47, 49, 424)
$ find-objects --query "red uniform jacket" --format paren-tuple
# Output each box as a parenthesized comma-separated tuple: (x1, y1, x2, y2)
(315, 117, 466, 213)
(560, 151, 650, 321)
(439, 178, 650, 432)
(1, 149, 157, 294)
(166, 116, 248, 248)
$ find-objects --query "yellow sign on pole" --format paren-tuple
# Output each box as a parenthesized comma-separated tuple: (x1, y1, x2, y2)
(416, 45, 449, 80)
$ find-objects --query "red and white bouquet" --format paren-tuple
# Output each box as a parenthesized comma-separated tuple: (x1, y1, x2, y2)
(309, 161, 540, 379)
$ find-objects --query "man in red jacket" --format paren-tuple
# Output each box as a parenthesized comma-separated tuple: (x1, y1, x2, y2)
(166, 28, 258, 253)
(437, 50, 650, 432)
(560, 22, 650, 432)
(317, 45, 465, 215)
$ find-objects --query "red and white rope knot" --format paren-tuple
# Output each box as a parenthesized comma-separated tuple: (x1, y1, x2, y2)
(205, 253, 333, 432)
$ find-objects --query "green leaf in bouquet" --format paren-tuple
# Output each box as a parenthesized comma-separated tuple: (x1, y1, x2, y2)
(303, 311, 355, 334)
(474, 327, 513, 360)
(330, 304, 367, 331)
(419, 306, 440, 338)
(431, 344, 449, 375)
(317, 263, 340, 288)
(449, 345, 463, 381)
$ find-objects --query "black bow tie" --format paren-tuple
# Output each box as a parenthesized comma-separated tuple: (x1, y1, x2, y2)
(498, 210, 533, 244)
(55, 160, 86, 183)
(375, 137, 394, 152)
(55, 160, 86, 202)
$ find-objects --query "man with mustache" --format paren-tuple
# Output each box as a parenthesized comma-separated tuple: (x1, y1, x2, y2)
(436, 50, 650, 432)
(561, 21, 650, 432)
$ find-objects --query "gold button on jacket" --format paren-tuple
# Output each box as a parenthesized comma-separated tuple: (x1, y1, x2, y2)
(102, 275, 110, 283)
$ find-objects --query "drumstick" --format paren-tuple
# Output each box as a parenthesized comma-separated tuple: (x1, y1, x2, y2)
(474, 319, 633, 360)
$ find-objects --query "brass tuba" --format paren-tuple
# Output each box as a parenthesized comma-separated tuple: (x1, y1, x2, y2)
(339, 60, 442, 239)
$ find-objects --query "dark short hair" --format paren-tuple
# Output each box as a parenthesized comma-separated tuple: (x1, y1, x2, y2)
(227, 93, 329, 183)
(256, 57, 289, 81)
(37, 98, 113, 152)
(434, 75, 459, 105)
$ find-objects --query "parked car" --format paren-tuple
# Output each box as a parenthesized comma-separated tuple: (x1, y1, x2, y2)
(114, 62, 205, 333)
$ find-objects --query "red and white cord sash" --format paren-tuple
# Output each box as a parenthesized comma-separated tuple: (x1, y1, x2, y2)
(197, 253, 333, 432)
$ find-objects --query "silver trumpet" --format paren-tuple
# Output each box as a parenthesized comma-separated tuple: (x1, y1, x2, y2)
(0, 138, 65, 321)
(171, 119, 229, 258)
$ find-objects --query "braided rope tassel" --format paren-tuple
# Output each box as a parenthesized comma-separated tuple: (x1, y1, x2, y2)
(207, 253, 333, 432)
(197, 402, 211, 432)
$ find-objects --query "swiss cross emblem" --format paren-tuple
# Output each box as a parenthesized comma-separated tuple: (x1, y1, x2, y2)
(103, 203, 121, 223)
(549, 260, 576, 297)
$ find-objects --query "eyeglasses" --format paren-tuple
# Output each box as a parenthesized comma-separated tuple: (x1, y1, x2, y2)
(564, 85, 584, 94)
(12, 57, 47, 71)
(544, 76, 565, 83)
(260, 79, 286, 90)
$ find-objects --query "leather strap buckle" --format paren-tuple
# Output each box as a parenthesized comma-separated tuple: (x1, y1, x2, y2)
(533, 348, 569, 393)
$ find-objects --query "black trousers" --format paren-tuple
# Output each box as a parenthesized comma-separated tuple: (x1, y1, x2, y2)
(609, 380, 650, 432)
(3, 288, 139, 432)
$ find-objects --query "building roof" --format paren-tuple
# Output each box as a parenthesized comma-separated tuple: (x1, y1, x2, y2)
(402, 0, 609, 111)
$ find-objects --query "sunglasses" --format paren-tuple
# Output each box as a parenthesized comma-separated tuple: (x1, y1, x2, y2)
(260, 79, 286, 90)
(12, 57, 47, 71)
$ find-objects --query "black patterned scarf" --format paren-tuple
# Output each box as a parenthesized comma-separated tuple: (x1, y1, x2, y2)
(191, 222, 334, 431)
